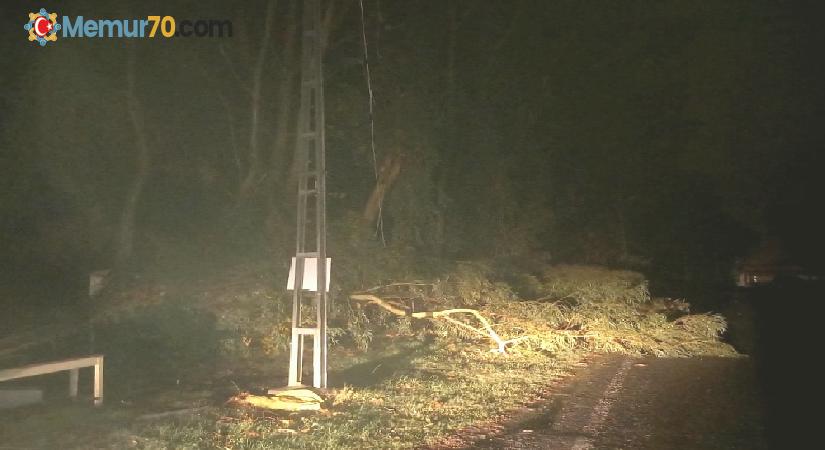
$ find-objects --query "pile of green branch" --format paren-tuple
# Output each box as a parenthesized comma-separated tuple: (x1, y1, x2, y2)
(484, 264, 735, 357)
(350, 264, 737, 358)
(538, 264, 650, 304)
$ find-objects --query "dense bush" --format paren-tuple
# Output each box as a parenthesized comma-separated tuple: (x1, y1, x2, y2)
(538, 264, 650, 304)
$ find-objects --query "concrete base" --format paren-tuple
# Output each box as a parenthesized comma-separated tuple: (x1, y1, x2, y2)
(0, 388, 43, 409)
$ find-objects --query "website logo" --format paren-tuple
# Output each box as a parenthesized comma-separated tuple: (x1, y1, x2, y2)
(23, 9, 232, 45)
(24, 8, 61, 46)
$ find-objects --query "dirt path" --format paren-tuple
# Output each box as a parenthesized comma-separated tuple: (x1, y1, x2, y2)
(470, 354, 767, 449)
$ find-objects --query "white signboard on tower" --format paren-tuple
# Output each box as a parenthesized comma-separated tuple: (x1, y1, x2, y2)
(286, 257, 331, 292)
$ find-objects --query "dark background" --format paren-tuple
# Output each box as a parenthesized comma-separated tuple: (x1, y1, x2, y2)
(2, 2, 825, 447)
(2, 0, 824, 300)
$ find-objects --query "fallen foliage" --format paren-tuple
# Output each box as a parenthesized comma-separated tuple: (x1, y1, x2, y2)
(352, 264, 737, 358)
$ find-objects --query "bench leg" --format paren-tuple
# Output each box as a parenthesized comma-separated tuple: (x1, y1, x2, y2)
(69, 368, 79, 398)
(93, 357, 103, 406)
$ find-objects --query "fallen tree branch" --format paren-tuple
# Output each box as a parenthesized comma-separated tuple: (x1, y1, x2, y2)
(349, 293, 529, 353)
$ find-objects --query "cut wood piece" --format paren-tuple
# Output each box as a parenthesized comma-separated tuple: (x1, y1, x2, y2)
(230, 388, 324, 412)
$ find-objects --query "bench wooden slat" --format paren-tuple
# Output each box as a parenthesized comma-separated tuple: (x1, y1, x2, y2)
(0, 355, 103, 382)
(0, 355, 103, 406)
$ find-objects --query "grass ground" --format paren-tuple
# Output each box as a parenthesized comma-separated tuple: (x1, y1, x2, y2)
(0, 341, 577, 449)
(132, 343, 578, 449)
(0, 263, 737, 449)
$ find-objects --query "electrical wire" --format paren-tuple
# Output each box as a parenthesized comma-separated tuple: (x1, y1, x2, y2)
(358, 0, 386, 246)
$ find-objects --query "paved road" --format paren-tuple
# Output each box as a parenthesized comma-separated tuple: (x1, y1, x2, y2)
(465, 282, 825, 449)
(472, 354, 767, 449)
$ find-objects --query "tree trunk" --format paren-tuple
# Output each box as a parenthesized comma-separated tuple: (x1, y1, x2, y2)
(616, 200, 629, 263)
(236, 0, 276, 205)
(363, 153, 403, 224)
(265, 0, 300, 242)
(116, 51, 151, 266)
(269, 1, 299, 192)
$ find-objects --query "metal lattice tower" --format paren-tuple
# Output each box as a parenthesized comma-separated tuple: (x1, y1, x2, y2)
(287, 0, 328, 389)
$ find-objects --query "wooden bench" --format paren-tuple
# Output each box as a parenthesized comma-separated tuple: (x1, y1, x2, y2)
(0, 355, 103, 406)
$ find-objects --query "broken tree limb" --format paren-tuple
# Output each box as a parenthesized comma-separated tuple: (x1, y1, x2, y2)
(349, 294, 529, 353)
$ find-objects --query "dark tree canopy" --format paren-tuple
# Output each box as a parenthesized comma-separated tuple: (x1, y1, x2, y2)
(1, 0, 823, 294)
